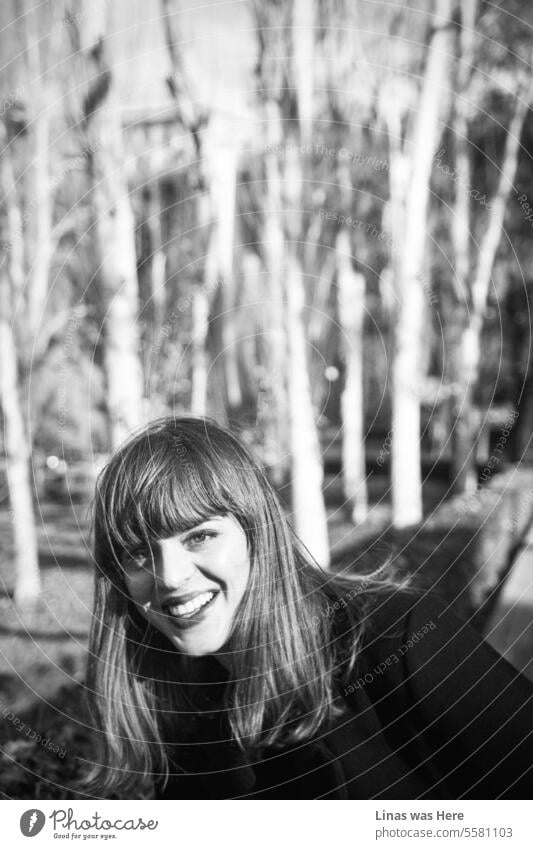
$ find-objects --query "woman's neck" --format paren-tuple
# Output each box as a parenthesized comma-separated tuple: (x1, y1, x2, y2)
(213, 648, 235, 675)
(212, 637, 243, 676)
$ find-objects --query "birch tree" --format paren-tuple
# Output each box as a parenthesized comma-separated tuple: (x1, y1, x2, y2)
(0, 129, 41, 610)
(208, 139, 242, 414)
(320, 0, 371, 524)
(251, 0, 330, 566)
(0, 0, 66, 609)
(389, 0, 455, 528)
(449, 1, 531, 491)
(452, 93, 529, 491)
(448, 0, 477, 492)
(160, 0, 213, 416)
(253, 0, 291, 483)
(70, 0, 145, 449)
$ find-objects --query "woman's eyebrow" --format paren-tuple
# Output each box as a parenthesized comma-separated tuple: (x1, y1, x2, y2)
(179, 516, 225, 534)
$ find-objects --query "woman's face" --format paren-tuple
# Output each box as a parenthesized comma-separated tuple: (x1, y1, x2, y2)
(122, 514, 251, 658)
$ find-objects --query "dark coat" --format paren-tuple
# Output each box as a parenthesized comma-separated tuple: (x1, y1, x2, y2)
(157, 588, 533, 799)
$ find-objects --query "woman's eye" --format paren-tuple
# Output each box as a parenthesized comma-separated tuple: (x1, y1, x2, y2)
(185, 530, 217, 547)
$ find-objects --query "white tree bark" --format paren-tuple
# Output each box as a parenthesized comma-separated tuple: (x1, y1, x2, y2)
(161, 0, 213, 417)
(286, 252, 330, 567)
(77, 0, 145, 448)
(0, 126, 41, 610)
(292, 0, 314, 144)
(284, 140, 330, 568)
(191, 288, 210, 416)
(0, 301, 41, 610)
(334, 150, 368, 525)
(145, 182, 166, 346)
(24, 16, 53, 341)
(252, 0, 328, 560)
(210, 143, 241, 411)
(391, 0, 454, 528)
(450, 0, 478, 493)
(337, 230, 368, 524)
(263, 99, 289, 482)
(454, 90, 529, 487)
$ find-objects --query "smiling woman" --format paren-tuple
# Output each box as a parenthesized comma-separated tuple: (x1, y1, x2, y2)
(80, 417, 533, 801)
(122, 515, 251, 658)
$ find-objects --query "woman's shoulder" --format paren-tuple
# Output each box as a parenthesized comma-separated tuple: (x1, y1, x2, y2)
(350, 582, 458, 669)
(360, 583, 444, 636)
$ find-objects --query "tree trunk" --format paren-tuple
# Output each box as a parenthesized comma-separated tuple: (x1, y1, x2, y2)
(160, 0, 212, 417)
(263, 99, 289, 483)
(450, 0, 478, 493)
(291, 0, 314, 144)
(286, 251, 330, 567)
(391, 0, 454, 528)
(210, 143, 241, 412)
(24, 17, 53, 342)
(191, 287, 210, 416)
(145, 182, 166, 348)
(453, 91, 529, 490)
(0, 307, 41, 610)
(77, 0, 145, 448)
(284, 140, 330, 567)
(335, 149, 368, 524)
(0, 128, 41, 610)
(337, 230, 368, 524)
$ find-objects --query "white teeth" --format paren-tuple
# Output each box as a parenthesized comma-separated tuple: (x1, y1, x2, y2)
(167, 591, 215, 618)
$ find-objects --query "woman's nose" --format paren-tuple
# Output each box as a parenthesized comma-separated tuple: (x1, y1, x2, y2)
(154, 537, 196, 589)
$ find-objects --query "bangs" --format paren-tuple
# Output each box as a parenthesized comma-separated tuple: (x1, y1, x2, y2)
(97, 425, 251, 567)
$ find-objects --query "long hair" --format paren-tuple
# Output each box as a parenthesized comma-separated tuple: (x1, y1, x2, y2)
(80, 416, 406, 798)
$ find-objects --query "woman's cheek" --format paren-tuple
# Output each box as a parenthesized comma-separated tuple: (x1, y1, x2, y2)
(125, 572, 154, 605)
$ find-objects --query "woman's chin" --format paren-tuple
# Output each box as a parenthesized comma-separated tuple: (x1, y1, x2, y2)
(166, 625, 230, 657)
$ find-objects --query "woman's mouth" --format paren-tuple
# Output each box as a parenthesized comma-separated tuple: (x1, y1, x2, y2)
(163, 590, 219, 621)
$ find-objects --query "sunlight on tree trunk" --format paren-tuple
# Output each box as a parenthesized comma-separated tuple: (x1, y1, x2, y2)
(284, 137, 330, 568)
(24, 15, 53, 341)
(191, 286, 210, 416)
(391, 0, 454, 529)
(454, 89, 529, 491)
(286, 252, 330, 567)
(0, 308, 40, 610)
(335, 151, 368, 524)
(450, 0, 478, 494)
(263, 99, 290, 483)
(146, 183, 166, 350)
(161, 0, 212, 417)
(337, 229, 368, 524)
(0, 128, 40, 611)
(27, 105, 52, 338)
(210, 142, 241, 412)
(75, 0, 145, 449)
(291, 0, 314, 145)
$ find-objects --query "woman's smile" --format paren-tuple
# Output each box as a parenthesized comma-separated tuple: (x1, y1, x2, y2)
(122, 514, 250, 655)
(164, 589, 219, 619)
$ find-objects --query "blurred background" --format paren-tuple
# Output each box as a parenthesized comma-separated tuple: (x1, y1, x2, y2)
(1, 0, 533, 797)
